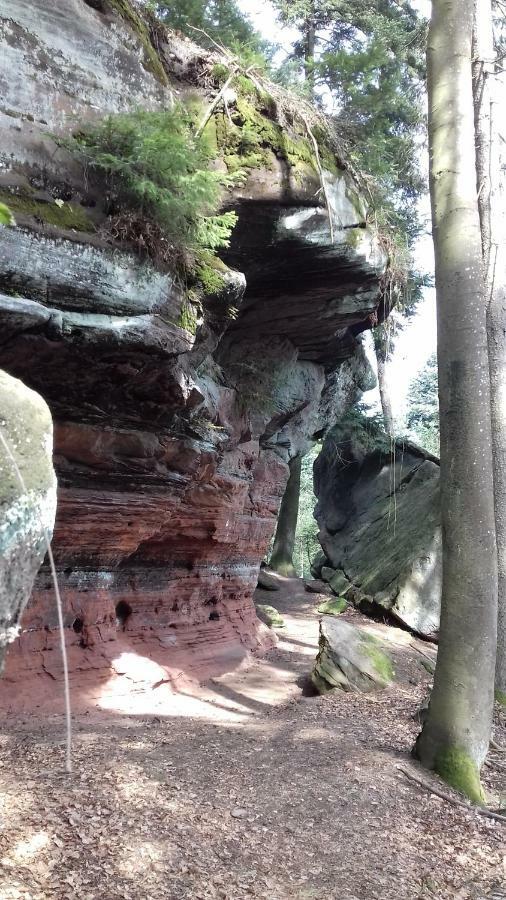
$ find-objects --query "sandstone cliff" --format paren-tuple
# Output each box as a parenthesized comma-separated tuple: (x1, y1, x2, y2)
(0, 0, 386, 711)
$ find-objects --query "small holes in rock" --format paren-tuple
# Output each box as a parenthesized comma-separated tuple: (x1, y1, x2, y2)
(115, 600, 132, 628)
(209, 611, 220, 622)
(72, 617, 84, 634)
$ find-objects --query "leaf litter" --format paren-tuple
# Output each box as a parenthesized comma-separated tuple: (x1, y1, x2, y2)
(0, 578, 505, 900)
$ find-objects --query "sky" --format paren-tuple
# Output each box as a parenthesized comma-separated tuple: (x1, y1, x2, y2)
(237, 0, 438, 426)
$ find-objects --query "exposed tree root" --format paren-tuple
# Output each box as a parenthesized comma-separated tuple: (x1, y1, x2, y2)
(398, 765, 506, 824)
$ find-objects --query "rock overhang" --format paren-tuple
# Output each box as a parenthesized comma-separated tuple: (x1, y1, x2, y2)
(0, 0, 391, 710)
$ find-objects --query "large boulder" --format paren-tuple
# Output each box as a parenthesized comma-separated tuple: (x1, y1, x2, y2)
(0, 371, 56, 671)
(314, 427, 441, 638)
(312, 617, 394, 693)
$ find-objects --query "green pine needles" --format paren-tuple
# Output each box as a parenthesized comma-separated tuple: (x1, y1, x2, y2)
(69, 106, 238, 268)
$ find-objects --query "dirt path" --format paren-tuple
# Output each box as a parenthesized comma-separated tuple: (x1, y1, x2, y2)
(1, 578, 505, 900)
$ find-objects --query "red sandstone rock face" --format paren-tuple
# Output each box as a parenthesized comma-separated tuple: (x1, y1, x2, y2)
(0, 0, 384, 713)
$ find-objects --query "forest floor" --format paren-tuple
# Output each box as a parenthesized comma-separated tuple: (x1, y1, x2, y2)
(1, 577, 506, 900)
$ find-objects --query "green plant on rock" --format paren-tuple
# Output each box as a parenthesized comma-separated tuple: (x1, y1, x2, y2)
(178, 296, 201, 334)
(65, 106, 238, 268)
(193, 250, 228, 296)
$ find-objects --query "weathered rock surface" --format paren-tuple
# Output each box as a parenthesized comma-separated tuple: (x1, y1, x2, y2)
(304, 578, 333, 596)
(314, 428, 441, 637)
(0, 371, 56, 671)
(312, 617, 394, 693)
(0, 0, 386, 710)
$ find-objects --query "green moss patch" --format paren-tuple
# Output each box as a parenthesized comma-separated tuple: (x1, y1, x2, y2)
(318, 597, 347, 616)
(495, 689, 506, 707)
(255, 604, 285, 629)
(178, 298, 199, 335)
(435, 747, 486, 805)
(213, 87, 339, 181)
(0, 189, 95, 232)
(361, 634, 394, 685)
(190, 251, 229, 304)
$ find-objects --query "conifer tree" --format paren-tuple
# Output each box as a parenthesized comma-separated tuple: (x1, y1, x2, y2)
(152, 0, 268, 59)
(272, 0, 426, 241)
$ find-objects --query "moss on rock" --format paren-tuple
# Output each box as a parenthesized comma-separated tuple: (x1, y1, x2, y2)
(495, 689, 506, 707)
(255, 604, 285, 629)
(435, 747, 486, 806)
(0, 189, 95, 232)
(107, 0, 168, 85)
(318, 597, 348, 616)
(212, 85, 339, 181)
(178, 298, 199, 334)
(364, 644, 394, 685)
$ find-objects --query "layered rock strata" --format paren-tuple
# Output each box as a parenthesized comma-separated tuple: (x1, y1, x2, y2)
(0, 0, 385, 711)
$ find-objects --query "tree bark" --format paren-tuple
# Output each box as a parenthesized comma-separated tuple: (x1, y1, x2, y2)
(269, 455, 302, 577)
(473, 0, 506, 699)
(414, 0, 498, 804)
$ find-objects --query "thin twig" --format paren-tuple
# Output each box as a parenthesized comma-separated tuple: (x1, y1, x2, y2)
(490, 737, 506, 753)
(0, 430, 72, 774)
(398, 765, 506, 824)
(195, 71, 237, 138)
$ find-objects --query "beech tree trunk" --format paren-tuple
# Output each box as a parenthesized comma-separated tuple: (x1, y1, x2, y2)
(473, 0, 506, 699)
(269, 455, 302, 577)
(414, 0, 498, 803)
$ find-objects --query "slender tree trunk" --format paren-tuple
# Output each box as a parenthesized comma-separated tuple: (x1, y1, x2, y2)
(269, 455, 302, 577)
(374, 328, 395, 436)
(473, 0, 506, 699)
(414, 0, 498, 804)
(375, 346, 395, 436)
